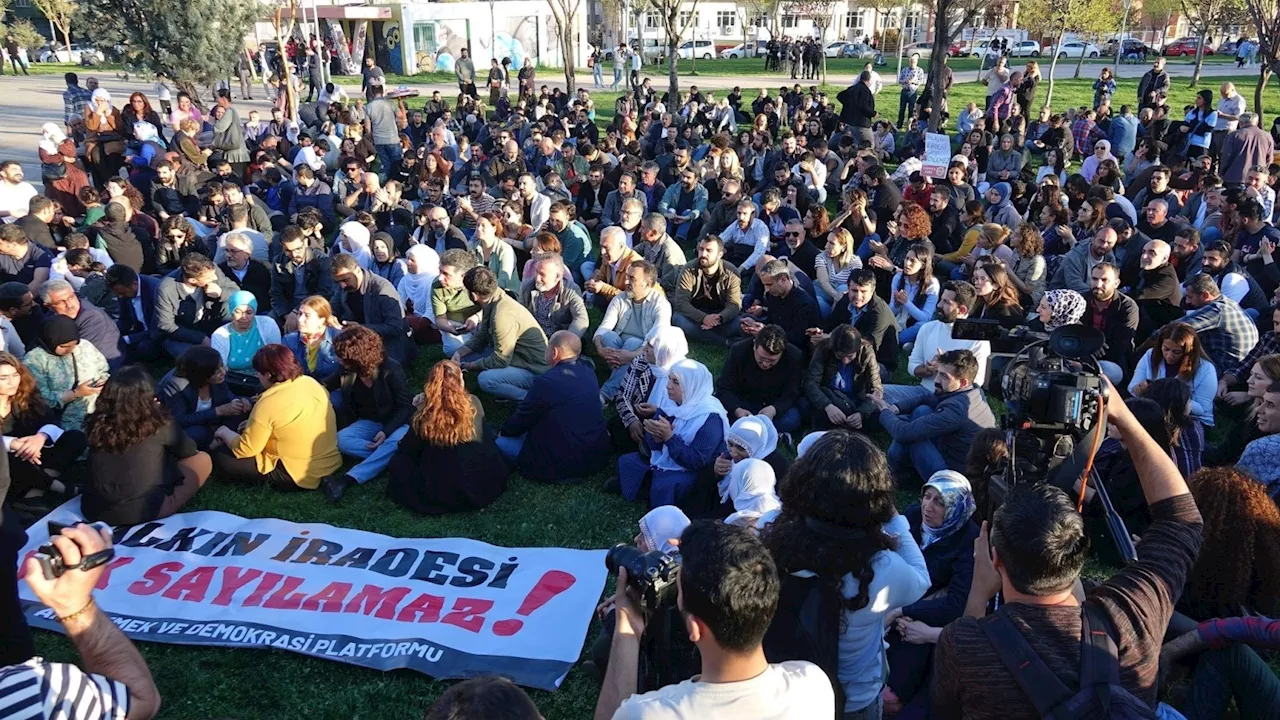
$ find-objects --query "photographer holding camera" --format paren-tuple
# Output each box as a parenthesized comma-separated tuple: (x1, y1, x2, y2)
(932, 377, 1203, 719)
(594, 521, 835, 719)
(1, 522, 160, 719)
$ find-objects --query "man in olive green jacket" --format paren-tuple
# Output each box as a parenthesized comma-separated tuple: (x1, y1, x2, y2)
(452, 266, 549, 401)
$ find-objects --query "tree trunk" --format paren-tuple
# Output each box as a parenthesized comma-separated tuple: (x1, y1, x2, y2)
(563, 30, 576, 93)
(60, 24, 72, 62)
(1190, 29, 1207, 87)
(1073, 36, 1088, 79)
(667, 38, 679, 101)
(1257, 64, 1271, 124)
(1043, 24, 1066, 109)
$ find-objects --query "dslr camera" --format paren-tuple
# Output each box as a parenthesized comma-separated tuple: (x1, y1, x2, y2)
(606, 543, 681, 614)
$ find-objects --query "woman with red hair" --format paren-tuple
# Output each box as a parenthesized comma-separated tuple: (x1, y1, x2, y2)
(211, 344, 341, 491)
(386, 360, 508, 514)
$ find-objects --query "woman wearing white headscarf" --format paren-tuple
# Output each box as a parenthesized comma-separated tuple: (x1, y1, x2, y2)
(1079, 139, 1117, 184)
(37, 122, 91, 217)
(84, 88, 126, 186)
(616, 359, 729, 507)
(334, 221, 373, 270)
(723, 458, 781, 530)
(883, 469, 979, 716)
(607, 326, 689, 454)
(713, 414, 782, 507)
(399, 244, 441, 345)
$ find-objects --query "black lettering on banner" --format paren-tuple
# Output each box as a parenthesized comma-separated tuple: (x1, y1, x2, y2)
(270, 536, 307, 562)
(411, 551, 459, 585)
(192, 531, 232, 556)
(118, 522, 164, 548)
(291, 539, 345, 566)
(488, 558, 520, 589)
(330, 547, 376, 569)
(152, 526, 212, 553)
(451, 557, 495, 588)
(370, 548, 418, 578)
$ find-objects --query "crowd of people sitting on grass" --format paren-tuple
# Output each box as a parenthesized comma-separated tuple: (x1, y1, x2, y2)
(1, 58, 1279, 719)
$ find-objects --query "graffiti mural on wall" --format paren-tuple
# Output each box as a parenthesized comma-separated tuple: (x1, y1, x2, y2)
(383, 21, 403, 74)
(327, 21, 357, 76)
(411, 16, 539, 74)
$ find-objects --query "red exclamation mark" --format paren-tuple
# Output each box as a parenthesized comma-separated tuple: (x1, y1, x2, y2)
(491, 570, 577, 636)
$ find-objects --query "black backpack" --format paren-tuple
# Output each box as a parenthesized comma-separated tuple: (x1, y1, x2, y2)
(761, 572, 845, 717)
(981, 604, 1159, 720)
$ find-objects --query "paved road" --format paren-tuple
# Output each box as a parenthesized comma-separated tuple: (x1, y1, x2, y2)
(0, 60, 1261, 187)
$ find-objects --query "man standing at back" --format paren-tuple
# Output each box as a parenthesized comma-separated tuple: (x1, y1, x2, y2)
(1221, 113, 1275, 186)
(365, 85, 402, 180)
(837, 72, 876, 148)
(933, 381, 1202, 719)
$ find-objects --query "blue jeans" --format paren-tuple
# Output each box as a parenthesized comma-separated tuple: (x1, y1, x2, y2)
(887, 404, 949, 480)
(855, 234, 881, 263)
(672, 311, 741, 347)
(374, 143, 403, 177)
(598, 333, 645, 400)
(899, 322, 923, 345)
(478, 366, 538, 400)
(817, 285, 846, 318)
(593, 64, 604, 87)
(898, 88, 919, 127)
(881, 383, 933, 407)
(733, 402, 803, 434)
(336, 420, 410, 483)
(496, 433, 525, 463)
(612, 68, 622, 90)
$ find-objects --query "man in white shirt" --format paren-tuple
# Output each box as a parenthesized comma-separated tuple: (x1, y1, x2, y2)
(881, 280, 990, 408)
(595, 521, 835, 720)
(0, 161, 37, 222)
(1213, 81, 1246, 160)
(718, 199, 770, 272)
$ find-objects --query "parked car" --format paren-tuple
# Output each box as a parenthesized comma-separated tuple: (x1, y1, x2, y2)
(841, 42, 877, 59)
(902, 42, 933, 59)
(1217, 40, 1238, 55)
(38, 44, 104, 64)
(824, 41, 850, 58)
(719, 42, 767, 59)
(948, 43, 965, 57)
(1007, 40, 1042, 57)
(675, 39, 716, 60)
(1049, 41, 1102, 58)
(632, 38, 664, 64)
(1164, 38, 1214, 56)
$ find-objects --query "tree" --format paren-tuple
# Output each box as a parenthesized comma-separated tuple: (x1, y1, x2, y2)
(1068, 0, 1119, 79)
(31, 0, 75, 60)
(1243, 0, 1280, 120)
(924, 0, 985, 130)
(76, 0, 258, 102)
(547, 0, 584, 93)
(1022, 0, 1110, 107)
(651, 0, 701, 101)
(1182, 0, 1243, 85)
(788, 0, 839, 83)
(1140, 0, 1181, 47)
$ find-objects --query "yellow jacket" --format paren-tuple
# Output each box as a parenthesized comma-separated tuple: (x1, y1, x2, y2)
(232, 375, 341, 489)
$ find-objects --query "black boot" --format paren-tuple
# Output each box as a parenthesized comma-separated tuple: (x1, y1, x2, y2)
(320, 474, 354, 503)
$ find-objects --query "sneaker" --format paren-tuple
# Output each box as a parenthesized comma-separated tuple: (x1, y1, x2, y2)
(778, 432, 795, 452)
(320, 474, 354, 503)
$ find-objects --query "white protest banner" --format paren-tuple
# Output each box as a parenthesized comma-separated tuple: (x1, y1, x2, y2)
(922, 133, 951, 180)
(18, 500, 608, 690)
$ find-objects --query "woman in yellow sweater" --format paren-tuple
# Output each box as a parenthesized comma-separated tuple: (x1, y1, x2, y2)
(211, 344, 341, 490)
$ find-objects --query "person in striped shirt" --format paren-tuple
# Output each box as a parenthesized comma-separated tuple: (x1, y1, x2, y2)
(0, 522, 159, 720)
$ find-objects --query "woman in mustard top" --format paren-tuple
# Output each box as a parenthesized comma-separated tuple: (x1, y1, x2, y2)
(211, 344, 341, 490)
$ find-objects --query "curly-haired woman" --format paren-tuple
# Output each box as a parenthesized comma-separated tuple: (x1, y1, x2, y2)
(386, 360, 507, 515)
(319, 326, 412, 503)
(156, 214, 206, 275)
(1181, 466, 1280, 621)
(82, 365, 212, 525)
(761, 431, 930, 718)
(0, 352, 88, 507)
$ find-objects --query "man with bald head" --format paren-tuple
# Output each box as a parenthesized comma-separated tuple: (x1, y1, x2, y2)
(424, 204, 469, 256)
(585, 226, 645, 310)
(497, 329, 610, 484)
(1131, 239, 1183, 337)
(1138, 198, 1177, 243)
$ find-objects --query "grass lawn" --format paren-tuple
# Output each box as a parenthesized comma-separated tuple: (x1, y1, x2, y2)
(24, 71, 1279, 720)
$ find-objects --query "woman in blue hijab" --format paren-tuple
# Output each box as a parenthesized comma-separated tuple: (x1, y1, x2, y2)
(882, 470, 980, 717)
(211, 290, 281, 395)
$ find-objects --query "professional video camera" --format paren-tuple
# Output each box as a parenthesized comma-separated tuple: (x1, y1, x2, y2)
(952, 320, 1137, 564)
(604, 544, 698, 692)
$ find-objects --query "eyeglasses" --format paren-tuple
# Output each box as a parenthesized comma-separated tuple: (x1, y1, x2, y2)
(785, 231, 802, 238)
